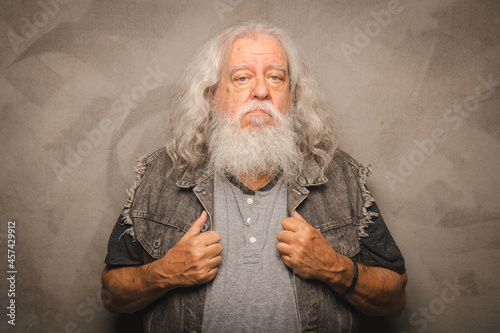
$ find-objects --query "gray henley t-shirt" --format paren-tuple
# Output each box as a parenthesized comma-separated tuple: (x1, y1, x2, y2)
(201, 172, 300, 333)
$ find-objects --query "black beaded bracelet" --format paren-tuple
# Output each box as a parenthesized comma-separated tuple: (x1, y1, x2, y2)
(339, 259, 358, 297)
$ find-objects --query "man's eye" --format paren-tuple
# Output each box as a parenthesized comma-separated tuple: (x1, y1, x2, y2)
(269, 76, 282, 81)
(236, 77, 248, 82)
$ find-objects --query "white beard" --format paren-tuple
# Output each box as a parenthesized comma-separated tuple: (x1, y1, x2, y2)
(208, 100, 303, 183)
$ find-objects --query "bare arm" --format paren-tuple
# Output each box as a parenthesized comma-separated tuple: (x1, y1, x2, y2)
(333, 260, 407, 317)
(101, 211, 222, 313)
(277, 211, 407, 317)
(101, 262, 171, 314)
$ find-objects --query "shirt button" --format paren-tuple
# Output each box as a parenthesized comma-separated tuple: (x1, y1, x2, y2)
(246, 218, 251, 225)
(249, 236, 256, 243)
(246, 198, 254, 205)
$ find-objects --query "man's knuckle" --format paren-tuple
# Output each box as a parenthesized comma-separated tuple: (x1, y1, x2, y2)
(191, 251, 205, 263)
(297, 236, 308, 247)
(191, 237, 203, 247)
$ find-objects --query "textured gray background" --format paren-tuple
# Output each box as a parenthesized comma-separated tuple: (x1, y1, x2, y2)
(0, 0, 499, 332)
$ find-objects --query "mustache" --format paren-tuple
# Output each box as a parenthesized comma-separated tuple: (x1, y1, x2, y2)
(236, 100, 282, 123)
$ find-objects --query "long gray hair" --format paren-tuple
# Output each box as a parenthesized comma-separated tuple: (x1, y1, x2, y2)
(166, 20, 337, 174)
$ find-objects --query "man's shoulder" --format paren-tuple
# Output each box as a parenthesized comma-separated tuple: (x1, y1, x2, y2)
(133, 147, 174, 175)
(298, 149, 367, 186)
(323, 149, 374, 191)
(127, 147, 175, 189)
(138, 147, 170, 167)
(325, 149, 368, 177)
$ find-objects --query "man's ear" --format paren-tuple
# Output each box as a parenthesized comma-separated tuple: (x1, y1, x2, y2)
(206, 85, 219, 113)
(291, 87, 297, 107)
(205, 85, 217, 101)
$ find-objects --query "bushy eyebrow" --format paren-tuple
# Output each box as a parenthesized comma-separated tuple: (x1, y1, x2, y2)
(230, 66, 248, 77)
(230, 65, 288, 77)
(266, 65, 287, 74)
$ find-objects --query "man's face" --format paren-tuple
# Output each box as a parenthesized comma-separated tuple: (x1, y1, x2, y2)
(214, 34, 291, 129)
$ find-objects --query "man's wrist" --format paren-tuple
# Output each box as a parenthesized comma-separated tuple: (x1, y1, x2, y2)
(145, 260, 173, 291)
(339, 258, 358, 297)
(323, 254, 357, 295)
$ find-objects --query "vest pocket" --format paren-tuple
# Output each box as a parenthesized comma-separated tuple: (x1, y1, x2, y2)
(132, 213, 188, 259)
(316, 218, 360, 258)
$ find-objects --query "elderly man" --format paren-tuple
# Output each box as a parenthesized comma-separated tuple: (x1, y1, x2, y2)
(101, 20, 407, 332)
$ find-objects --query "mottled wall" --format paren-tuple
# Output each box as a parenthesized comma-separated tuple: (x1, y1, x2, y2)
(0, 0, 499, 332)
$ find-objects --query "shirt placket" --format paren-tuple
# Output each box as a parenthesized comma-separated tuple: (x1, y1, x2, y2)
(241, 193, 261, 264)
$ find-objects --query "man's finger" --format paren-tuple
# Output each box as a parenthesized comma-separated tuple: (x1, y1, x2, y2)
(197, 230, 222, 246)
(282, 217, 299, 231)
(207, 254, 222, 268)
(276, 241, 292, 256)
(293, 210, 307, 222)
(277, 230, 295, 244)
(183, 211, 208, 238)
(205, 242, 223, 257)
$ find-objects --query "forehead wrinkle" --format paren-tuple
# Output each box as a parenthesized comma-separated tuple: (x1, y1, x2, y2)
(230, 37, 287, 61)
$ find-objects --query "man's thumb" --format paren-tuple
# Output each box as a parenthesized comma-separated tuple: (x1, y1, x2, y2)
(184, 211, 208, 237)
(293, 210, 307, 222)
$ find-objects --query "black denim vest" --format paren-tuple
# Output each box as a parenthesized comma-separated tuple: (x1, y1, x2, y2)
(123, 148, 376, 333)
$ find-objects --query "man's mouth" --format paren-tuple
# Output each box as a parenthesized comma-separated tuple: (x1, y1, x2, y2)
(248, 109, 269, 116)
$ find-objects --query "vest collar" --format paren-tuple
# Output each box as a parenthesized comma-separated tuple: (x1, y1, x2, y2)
(175, 155, 328, 188)
(295, 155, 328, 186)
(176, 162, 213, 188)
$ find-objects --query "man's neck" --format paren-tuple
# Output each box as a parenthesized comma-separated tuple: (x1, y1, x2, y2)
(237, 174, 274, 192)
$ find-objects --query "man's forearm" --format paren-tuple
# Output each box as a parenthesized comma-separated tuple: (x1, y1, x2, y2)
(324, 256, 407, 317)
(101, 262, 174, 314)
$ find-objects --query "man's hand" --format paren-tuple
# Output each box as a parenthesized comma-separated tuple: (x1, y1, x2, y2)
(151, 211, 223, 287)
(276, 211, 407, 318)
(277, 211, 343, 281)
(101, 211, 222, 314)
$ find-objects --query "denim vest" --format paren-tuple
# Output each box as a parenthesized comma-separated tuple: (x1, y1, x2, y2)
(122, 148, 377, 333)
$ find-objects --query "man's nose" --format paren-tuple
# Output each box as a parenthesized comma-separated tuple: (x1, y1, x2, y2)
(252, 77, 270, 100)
